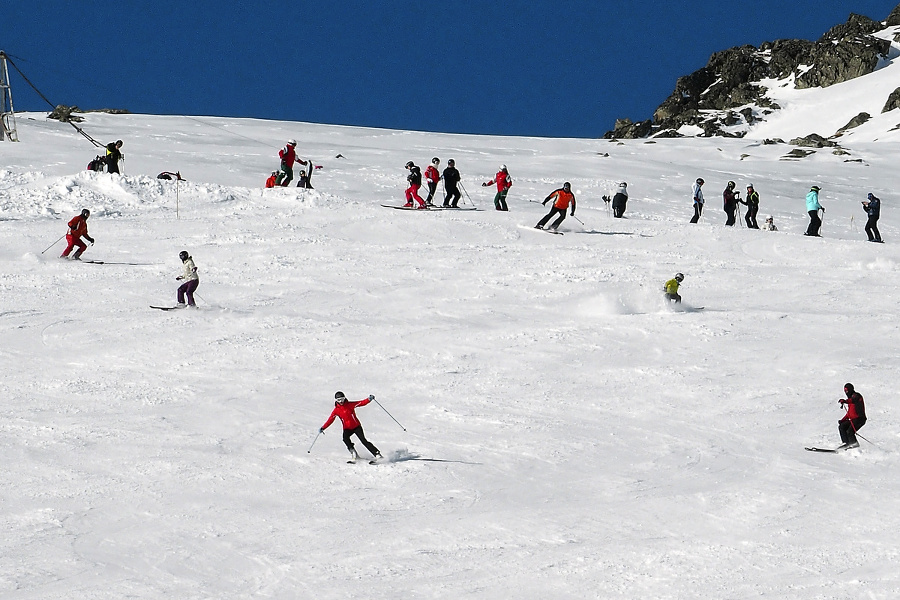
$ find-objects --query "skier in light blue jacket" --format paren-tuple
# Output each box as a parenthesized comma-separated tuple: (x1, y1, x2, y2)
(805, 185, 823, 237)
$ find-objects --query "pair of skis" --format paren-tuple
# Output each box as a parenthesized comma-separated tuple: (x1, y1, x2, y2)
(805, 444, 859, 453)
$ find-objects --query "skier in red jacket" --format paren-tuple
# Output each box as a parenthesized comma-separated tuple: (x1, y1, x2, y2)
(320, 391, 383, 462)
(423, 157, 441, 206)
(838, 383, 867, 449)
(276, 140, 307, 187)
(482, 165, 513, 211)
(60, 209, 95, 260)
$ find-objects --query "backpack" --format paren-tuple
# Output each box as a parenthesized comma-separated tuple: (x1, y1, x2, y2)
(87, 156, 105, 172)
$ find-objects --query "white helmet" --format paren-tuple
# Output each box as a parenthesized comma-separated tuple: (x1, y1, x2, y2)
(500, 164, 507, 171)
(287, 139, 297, 146)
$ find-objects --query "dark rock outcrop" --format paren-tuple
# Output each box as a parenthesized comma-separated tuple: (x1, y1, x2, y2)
(789, 134, 837, 148)
(883, 87, 900, 113)
(604, 8, 895, 138)
(886, 3, 900, 25)
(48, 105, 85, 123)
(835, 112, 871, 134)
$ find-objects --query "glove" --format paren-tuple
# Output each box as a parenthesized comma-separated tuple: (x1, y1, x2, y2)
(176, 276, 183, 280)
(319, 427, 324, 433)
(570, 212, 575, 217)
(369, 394, 375, 401)
(542, 201, 547, 206)
(482, 182, 489, 187)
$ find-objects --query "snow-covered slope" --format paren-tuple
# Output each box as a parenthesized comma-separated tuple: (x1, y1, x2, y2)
(2, 112, 900, 599)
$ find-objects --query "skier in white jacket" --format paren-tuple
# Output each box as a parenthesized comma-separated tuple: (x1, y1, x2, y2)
(690, 178, 705, 223)
(176, 251, 199, 307)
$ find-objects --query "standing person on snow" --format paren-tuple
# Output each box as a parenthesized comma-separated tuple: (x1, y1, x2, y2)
(276, 140, 307, 187)
(483, 165, 512, 211)
(690, 178, 705, 223)
(175, 250, 199, 308)
(743, 184, 760, 229)
(404, 161, 427, 208)
(723, 180, 740, 226)
(424, 157, 441, 206)
(320, 391, 383, 462)
(60, 209, 95, 260)
(105, 140, 124, 174)
(442, 159, 462, 207)
(805, 185, 824, 237)
(535, 182, 576, 231)
(612, 182, 629, 218)
(837, 383, 867, 449)
(862, 192, 882, 243)
(664, 272, 684, 303)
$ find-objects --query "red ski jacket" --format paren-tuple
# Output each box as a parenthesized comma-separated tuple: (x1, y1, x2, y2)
(279, 145, 306, 166)
(425, 165, 440, 183)
(841, 392, 866, 421)
(67, 215, 89, 240)
(487, 170, 512, 192)
(321, 398, 372, 431)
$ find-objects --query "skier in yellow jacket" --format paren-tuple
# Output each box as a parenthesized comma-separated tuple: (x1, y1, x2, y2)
(664, 273, 684, 303)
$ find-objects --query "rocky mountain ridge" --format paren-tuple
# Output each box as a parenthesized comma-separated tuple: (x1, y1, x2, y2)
(605, 4, 900, 140)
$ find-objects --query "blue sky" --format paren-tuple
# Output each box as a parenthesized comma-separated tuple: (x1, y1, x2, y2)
(4, 1, 898, 138)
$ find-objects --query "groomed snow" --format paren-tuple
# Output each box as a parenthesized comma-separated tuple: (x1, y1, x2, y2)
(1, 111, 899, 599)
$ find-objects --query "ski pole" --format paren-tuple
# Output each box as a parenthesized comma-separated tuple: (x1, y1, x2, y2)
(41, 234, 66, 254)
(459, 182, 476, 208)
(370, 395, 406, 431)
(307, 429, 322, 453)
(571, 214, 586, 227)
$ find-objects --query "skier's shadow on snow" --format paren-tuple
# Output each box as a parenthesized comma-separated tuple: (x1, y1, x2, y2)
(391, 452, 481, 465)
(578, 231, 647, 237)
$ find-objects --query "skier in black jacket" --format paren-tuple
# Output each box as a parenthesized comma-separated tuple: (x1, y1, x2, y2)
(862, 193, 882, 242)
(442, 159, 462, 207)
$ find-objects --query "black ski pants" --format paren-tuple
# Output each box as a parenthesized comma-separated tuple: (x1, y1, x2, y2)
(807, 210, 822, 236)
(444, 183, 461, 207)
(724, 202, 736, 226)
(343, 426, 380, 457)
(425, 181, 438, 204)
(839, 417, 866, 445)
(690, 203, 703, 223)
(612, 193, 627, 218)
(537, 206, 567, 230)
(865, 216, 881, 242)
(745, 204, 759, 228)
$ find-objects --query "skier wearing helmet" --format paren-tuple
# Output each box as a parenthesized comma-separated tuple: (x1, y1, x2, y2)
(862, 192, 882, 243)
(105, 140, 124, 174)
(60, 209, 95, 260)
(743, 184, 760, 229)
(805, 185, 824, 237)
(276, 139, 307, 187)
(690, 178, 705, 223)
(175, 250, 199, 308)
(664, 273, 684, 303)
(838, 383, 866, 449)
(536, 182, 576, 232)
(482, 164, 512, 211)
(404, 161, 426, 208)
(320, 391, 383, 462)
(424, 157, 441, 206)
(611, 182, 628, 218)
(723, 181, 740, 226)
(442, 159, 462, 208)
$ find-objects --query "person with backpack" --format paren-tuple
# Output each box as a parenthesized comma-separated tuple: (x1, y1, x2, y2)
(862, 192, 882, 243)
(690, 178, 705, 223)
(175, 250, 199, 308)
(483, 165, 512, 211)
(805, 185, 824, 237)
(611, 182, 628, 218)
(837, 383, 867, 449)
(404, 161, 427, 208)
(320, 391, 383, 462)
(723, 180, 740, 226)
(87, 155, 105, 172)
(743, 184, 760, 229)
(442, 159, 462, 207)
(424, 157, 441, 206)
(276, 139, 307, 187)
(60, 209, 95, 260)
(664, 272, 684, 303)
(105, 140, 123, 174)
(535, 182, 576, 231)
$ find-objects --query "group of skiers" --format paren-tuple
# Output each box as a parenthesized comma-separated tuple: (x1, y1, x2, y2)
(266, 139, 316, 189)
(86, 140, 124, 174)
(690, 179, 881, 241)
